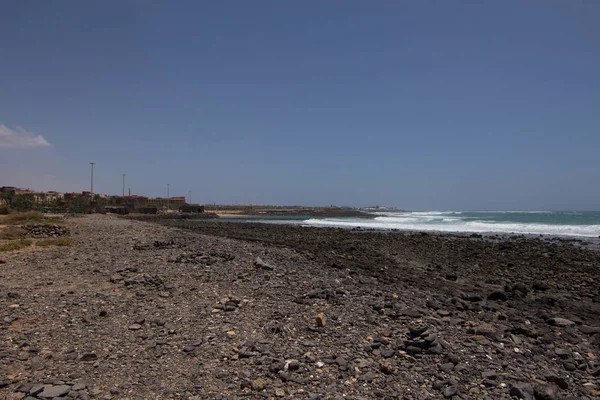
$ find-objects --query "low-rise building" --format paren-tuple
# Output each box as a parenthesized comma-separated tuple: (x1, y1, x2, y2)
(145, 196, 186, 209)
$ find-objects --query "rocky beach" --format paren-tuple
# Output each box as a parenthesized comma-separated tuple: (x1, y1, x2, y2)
(1, 215, 599, 400)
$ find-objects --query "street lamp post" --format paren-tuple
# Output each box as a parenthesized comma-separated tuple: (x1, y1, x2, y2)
(122, 174, 126, 197)
(90, 162, 95, 201)
(167, 184, 170, 210)
(189, 190, 192, 205)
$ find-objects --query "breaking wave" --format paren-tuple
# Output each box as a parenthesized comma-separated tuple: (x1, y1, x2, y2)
(300, 211, 600, 238)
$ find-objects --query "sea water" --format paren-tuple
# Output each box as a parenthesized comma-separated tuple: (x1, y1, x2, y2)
(300, 211, 600, 238)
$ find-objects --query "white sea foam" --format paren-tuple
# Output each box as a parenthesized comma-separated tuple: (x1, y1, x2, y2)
(302, 217, 600, 237)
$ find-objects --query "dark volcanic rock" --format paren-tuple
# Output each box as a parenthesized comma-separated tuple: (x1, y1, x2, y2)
(510, 383, 535, 400)
(2, 214, 600, 399)
(533, 383, 560, 400)
(487, 291, 508, 301)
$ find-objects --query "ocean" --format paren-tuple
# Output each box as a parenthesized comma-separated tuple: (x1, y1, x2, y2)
(299, 211, 600, 238)
(219, 211, 600, 237)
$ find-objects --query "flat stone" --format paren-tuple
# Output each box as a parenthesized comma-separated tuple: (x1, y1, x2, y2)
(482, 370, 497, 379)
(380, 348, 395, 358)
(401, 309, 422, 318)
(579, 325, 600, 335)
(29, 384, 45, 395)
(533, 282, 551, 291)
(72, 382, 88, 391)
(38, 385, 72, 398)
(128, 324, 142, 330)
(547, 318, 575, 327)
(359, 371, 377, 382)
(80, 353, 98, 361)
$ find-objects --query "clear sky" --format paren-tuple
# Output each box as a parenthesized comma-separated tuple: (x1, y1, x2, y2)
(1, 1, 598, 210)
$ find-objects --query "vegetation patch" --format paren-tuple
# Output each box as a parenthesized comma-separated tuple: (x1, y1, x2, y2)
(0, 239, 32, 252)
(0, 226, 27, 240)
(37, 237, 74, 247)
(0, 211, 63, 226)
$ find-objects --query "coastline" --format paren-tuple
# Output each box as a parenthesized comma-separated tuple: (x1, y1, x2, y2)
(1, 215, 599, 399)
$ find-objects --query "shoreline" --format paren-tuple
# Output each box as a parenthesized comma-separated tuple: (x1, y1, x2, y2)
(193, 217, 600, 247)
(1, 215, 599, 399)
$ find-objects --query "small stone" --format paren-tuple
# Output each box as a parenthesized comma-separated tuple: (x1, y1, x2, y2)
(401, 308, 422, 318)
(547, 318, 575, 327)
(487, 291, 507, 301)
(80, 353, 98, 361)
(545, 375, 568, 390)
(251, 378, 267, 391)
(533, 282, 551, 291)
(513, 283, 529, 294)
(359, 371, 377, 382)
(275, 388, 285, 397)
(254, 257, 275, 271)
(183, 345, 196, 353)
(128, 324, 142, 330)
(379, 361, 394, 374)
(315, 313, 326, 328)
(439, 363, 454, 373)
(509, 384, 534, 400)
(533, 383, 560, 400)
(443, 385, 458, 398)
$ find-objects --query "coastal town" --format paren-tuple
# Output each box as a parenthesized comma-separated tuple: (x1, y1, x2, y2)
(0, 185, 192, 214)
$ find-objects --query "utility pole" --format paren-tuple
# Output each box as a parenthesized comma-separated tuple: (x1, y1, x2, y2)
(189, 190, 192, 205)
(122, 174, 126, 197)
(90, 162, 95, 201)
(167, 184, 170, 210)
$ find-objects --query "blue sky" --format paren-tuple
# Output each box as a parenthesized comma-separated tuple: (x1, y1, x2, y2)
(1, 1, 598, 210)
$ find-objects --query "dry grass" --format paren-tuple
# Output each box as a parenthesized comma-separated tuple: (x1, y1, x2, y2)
(36, 237, 74, 247)
(0, 211, 64, 226)
(0, 226, 26, 240)
(2, 211, 44, 224)
(0, 239, 32, 252)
